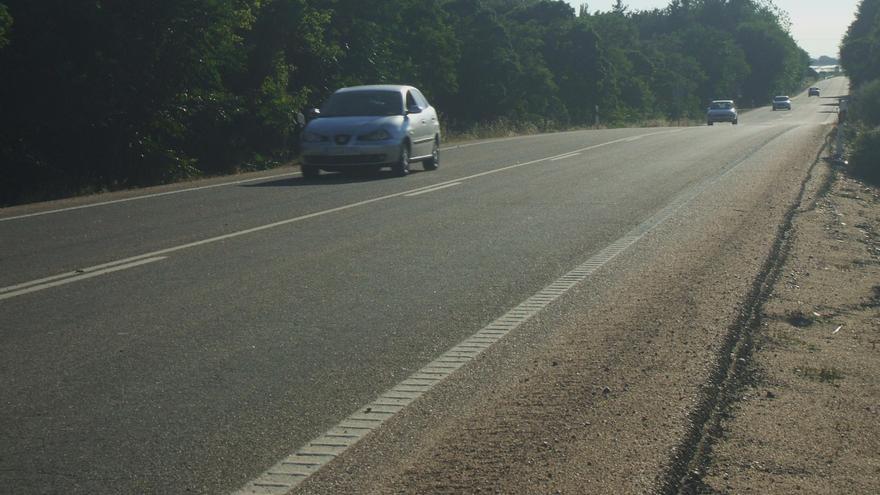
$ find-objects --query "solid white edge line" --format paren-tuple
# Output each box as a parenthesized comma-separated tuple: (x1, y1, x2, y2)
(0, 257, 167, 301)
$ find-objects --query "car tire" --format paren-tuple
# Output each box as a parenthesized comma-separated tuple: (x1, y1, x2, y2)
(392, 143, 410, 177)
(423, 140, 439, 171)
(301, 165, 319, 179)
(707, 121, 714, 126)
(733, 119, 738, 125)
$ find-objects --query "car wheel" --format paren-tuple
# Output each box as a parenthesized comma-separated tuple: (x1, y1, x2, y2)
(707, 121, 714, 126)
(301, 165, 319, 179)
(392, 143, 410, 177)
(423, 140, 439, 171)
(733, 119, 738, 125)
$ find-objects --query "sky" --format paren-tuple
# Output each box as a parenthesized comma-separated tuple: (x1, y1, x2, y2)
(565, 0, 861, 59)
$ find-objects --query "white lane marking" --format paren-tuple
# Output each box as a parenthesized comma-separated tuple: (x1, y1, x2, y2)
(1, 130, 680, 301)
(234, 124, 781, 494)
(0, 257, 167, 301)
(403, 182, 462, 197)
(0, 172, 301, 222)
(550, 152, 581, 161)
(3, 130, 684, 222)
(0, 255, 176, 294)
(439, 134, 539, 151)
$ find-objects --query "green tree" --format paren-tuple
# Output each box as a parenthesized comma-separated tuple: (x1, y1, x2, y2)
(840, 0, 880, 86)
(442, 0, 523, 124)
(0, 3, 10, 49)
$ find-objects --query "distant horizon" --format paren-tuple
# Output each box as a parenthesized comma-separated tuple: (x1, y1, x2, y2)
(566, 0, 859, 59)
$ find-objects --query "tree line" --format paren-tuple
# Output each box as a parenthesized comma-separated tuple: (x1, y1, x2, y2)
(840, 0, 880, 183)
(0, 0, 811, 205)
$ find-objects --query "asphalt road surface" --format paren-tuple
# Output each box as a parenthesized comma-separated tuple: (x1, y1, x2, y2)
(0, 77, 847, 494)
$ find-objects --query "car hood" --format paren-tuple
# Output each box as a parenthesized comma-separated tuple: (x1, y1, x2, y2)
(708, 108, 736, 114)
(305, 115, 405, 135)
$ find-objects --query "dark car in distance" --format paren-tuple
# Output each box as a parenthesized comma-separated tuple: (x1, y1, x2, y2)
(707, 100, 738, 126)
(772, 95, 792, 110)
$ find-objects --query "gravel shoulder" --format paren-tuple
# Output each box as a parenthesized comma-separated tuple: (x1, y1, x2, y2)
(287, 122, 880, 495)
(698, 164, 880, 494)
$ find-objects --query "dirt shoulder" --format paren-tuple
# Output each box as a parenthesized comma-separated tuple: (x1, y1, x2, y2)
(696, 166, 880, 493)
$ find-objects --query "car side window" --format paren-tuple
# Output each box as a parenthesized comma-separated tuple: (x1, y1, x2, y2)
(406, 91, 418, 110)
(412, 89, 430, 109)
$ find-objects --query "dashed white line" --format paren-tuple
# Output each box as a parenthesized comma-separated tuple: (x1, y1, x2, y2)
(0, 257, 167, 301)
(0, 172, 300, 222)
(1, 130, 683, 301)
(404, 182, 462, 197)
(550, 152, 581, 161)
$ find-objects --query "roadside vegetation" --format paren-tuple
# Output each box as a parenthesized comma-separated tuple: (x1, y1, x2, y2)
(0, 0, 811, 206)
(840, 0, 880, 184)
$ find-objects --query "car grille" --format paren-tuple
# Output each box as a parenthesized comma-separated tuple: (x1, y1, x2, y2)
(304, 154, 388, 165)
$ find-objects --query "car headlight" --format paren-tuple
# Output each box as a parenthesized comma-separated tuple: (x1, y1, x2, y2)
(301, 132, 326, 143)
(358, 129, 392, 141)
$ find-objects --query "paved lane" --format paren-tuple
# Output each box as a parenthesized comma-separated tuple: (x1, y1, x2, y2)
(0, 78, 846, 494)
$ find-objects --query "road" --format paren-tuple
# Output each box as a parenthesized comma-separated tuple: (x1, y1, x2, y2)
(0, 77, 846, 494)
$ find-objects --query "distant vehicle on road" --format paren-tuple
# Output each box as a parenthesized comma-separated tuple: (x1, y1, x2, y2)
(808, 87, 820, 97)
(300, 85, 441, 178)
(707, 100, 738, 126)
(772, 95, 792, 110)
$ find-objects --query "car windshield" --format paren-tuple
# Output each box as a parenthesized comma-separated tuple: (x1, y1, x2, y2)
(774, 96, 789, 101)
(320, 90, 403, 117)
(710, 102, 733, 109)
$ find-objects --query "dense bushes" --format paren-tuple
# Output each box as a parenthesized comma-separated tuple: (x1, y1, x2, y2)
(0, 0, 812, 205)
(848, 128, 880, 183)
(851, 80, 880, 127)
(840, 0, 880, 183)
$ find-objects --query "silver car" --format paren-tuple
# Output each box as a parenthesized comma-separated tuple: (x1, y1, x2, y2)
(707, 100, 738, 125)
(300, 85, 441, 177)
(772, 95, 792, 110)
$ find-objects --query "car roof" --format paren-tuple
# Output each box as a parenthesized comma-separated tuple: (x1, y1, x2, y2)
(774, 95, 790, 99)
(334, 85, 414, 95)
(711, 99, 734, 104)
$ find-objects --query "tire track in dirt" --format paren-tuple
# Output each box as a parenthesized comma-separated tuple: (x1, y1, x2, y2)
(658, 135, 834, 495)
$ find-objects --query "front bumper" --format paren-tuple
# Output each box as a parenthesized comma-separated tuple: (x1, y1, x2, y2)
(301, 142, 400, 167)
(707, 112, 737, 123)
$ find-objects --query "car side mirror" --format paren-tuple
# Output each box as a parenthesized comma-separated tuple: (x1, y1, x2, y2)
(307, 108, 321, 120)
(406, 105, 422, 115)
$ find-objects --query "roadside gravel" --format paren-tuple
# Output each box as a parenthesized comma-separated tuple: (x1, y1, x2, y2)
(697, 166, 880, 494)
